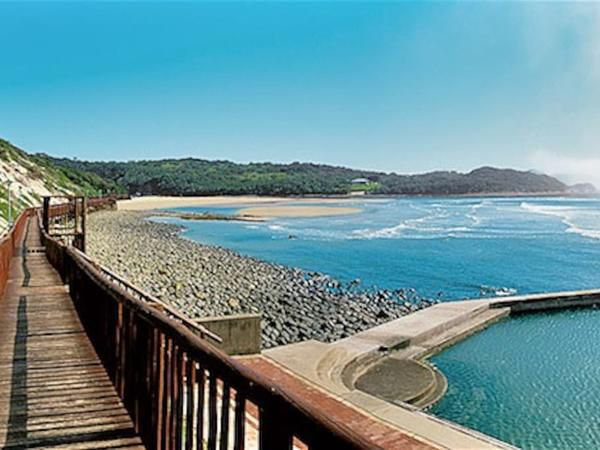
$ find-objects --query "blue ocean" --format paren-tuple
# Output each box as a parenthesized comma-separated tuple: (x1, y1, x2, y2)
(157, 196, 600, 449)
(162, 197, 600, 301)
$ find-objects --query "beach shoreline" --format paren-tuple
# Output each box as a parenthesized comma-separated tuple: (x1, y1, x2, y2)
(87, 210, 434, 348)
(118, 195, 366, 218)
(117, 192, 599, 213)
(118, 195, 290, 211)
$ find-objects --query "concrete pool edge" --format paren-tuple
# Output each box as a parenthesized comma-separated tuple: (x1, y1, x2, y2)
(265, 288, 600, 449)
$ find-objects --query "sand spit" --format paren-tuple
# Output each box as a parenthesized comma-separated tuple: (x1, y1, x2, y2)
(118, 195, 293, 211)
(117, 195, 369, 213)
(88, 210, 434, 348)
(239, 205, 362, 218)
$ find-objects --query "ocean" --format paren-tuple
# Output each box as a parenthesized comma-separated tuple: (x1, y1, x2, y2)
(155, 196, 600, 449)
(160, 196, 600, 301)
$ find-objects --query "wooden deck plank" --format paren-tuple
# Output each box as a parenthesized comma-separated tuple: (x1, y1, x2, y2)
(0, 218, 145, 449)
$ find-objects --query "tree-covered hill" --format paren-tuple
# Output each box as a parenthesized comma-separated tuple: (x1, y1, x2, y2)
(43, 155, 569, 197)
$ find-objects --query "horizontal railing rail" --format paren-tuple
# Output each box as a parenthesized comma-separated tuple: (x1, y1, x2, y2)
(0, 208, 33, 299)
(39, 202, 379, 450)
(74, 248, 222, 344)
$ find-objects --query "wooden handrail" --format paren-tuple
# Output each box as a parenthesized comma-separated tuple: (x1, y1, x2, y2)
(38, 198, 380, 449)
(72, 247, 223, 344)
(1, 209, 33, 299)
(66, 242, 378, 449)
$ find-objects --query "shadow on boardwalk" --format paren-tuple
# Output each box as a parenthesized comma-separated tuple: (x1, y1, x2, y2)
(0, 218, 144, 449)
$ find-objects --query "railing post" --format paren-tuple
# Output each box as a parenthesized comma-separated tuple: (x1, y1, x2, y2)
(81, 197, 87, 253)
(42, 197, 50, 233)
(42, 225, 382, 450)
(259, 407, 293, 450)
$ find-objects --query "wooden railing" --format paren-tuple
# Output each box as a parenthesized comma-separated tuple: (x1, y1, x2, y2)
(74, 249, 223, 344)
(39, 205, 379, 450)
(0, 209, 32, 299)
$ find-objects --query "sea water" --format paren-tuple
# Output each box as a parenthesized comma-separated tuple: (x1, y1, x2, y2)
(430, 308, 600, 449)
(154, 196, 600, 449)
(159, 197, 600, 300)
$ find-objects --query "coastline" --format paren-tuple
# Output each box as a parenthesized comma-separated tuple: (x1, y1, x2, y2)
(118, 195, 290, 211)
(238, 205, 362, 218)
(118, 192, 599, 213)
(91, 198, 600, 449)
(87, 210, 435, 349)
(118, 195, 365, 218)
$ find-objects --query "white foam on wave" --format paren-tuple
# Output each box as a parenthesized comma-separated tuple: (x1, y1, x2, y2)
(480, 285, 518, 297)
(351, 221, 473, 240)
(521, 202, 600, 240)
(566, 227, 600, 240)
(352, 223, 410, 239)
(261, 200, 600, 242)
(520, 202, 570, 217)
(351, 202, 481, 239)
(495, 287, 518, 297)
(466, 203, 485, 226)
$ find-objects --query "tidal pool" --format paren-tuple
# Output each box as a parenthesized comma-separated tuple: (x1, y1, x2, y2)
(430, 308, 600, 449)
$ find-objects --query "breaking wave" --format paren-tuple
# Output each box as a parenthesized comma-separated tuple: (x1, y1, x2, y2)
(237, 199, 600, 242)
(521, 202, 600, 240)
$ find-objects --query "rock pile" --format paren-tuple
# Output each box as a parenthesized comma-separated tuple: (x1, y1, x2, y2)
(88, 211, 436, 349)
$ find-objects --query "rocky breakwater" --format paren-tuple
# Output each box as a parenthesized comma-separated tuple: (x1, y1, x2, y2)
(87, 211, 436, 349)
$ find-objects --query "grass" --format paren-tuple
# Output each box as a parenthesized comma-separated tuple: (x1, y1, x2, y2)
(350, 181, 380, 192)
(0, 185, 23, 225)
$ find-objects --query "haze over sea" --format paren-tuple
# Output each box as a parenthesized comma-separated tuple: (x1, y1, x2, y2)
(163, 196, 600, 301)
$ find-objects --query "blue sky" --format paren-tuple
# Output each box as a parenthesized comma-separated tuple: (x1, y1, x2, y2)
(1, 2, 599, 183)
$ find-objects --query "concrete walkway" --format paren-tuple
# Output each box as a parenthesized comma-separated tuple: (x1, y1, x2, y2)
(265, 287, 600, 449)
(240, 356, 438, 449)
(266, 300, 512, 449)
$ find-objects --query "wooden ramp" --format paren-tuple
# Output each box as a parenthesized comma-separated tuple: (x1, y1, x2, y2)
(0, 218, 144, 449)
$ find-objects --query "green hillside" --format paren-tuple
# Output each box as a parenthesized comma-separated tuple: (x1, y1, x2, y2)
(45, 155, 568, 197)
(0, 139, 122, 229)
(0, 134, 575, 232)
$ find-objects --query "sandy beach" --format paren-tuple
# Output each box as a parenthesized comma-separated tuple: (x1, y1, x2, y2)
(118, 195, 288, 211)
(118, 195, 364, 217)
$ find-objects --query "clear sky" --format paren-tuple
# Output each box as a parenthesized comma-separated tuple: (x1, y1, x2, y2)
(1, 2, 599, 183)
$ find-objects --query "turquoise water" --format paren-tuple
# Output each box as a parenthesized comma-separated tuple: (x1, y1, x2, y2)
(157, 196, 600, 449)
(431, 309, 600, 449)
(161, 197, 600, 300)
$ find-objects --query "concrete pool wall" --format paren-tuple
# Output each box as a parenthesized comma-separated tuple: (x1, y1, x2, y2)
(264, 288, 600, 449)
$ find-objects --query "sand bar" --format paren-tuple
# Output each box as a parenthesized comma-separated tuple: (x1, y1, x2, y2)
(118, 195, 290, 211)
(239, 205, 362, 218)
(119, 195, 365, 217)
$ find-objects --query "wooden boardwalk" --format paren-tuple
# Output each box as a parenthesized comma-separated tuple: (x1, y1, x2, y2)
(0, 218, 144, 449)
